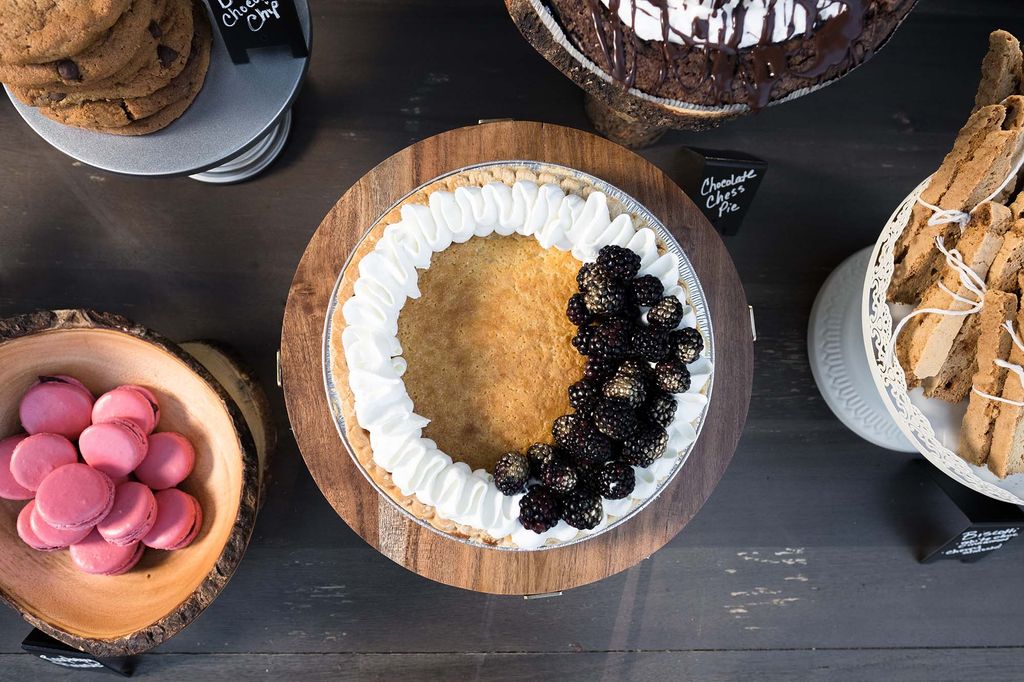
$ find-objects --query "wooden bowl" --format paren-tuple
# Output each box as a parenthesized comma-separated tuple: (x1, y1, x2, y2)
(0, 310, 261, 657)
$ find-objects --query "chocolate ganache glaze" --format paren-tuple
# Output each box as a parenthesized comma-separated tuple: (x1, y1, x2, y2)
(547, 0, 913, 110)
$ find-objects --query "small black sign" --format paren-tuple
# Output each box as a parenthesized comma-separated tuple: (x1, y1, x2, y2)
(918, 461, 1024, 563)
(924, 526, 1022, 562)
(206, 0, 308, 64)
(21, 629, 135, 676)
(670, 147, 766, 236)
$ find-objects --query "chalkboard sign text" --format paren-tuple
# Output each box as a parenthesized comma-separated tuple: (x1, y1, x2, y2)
(208, 0, 308, 64)
(669, 148, 764, 235)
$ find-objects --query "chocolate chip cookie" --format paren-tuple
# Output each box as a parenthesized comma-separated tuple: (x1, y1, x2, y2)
(0, 0, 133, 65)
(12, 0, 191, 105)
(0, 0, 156, 87)
(96, 10, 211, 136)
(34, 3, 210, 134)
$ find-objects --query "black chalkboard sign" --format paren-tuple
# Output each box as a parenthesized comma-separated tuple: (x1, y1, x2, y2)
(918, 461, 1024, 563)
(670, 147, 767, 236)
(206, 0, 308, 64)
(21, 629, 135, 676)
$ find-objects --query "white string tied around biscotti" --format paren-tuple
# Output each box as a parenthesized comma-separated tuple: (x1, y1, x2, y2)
(917, 150, 1024, 232)
(887, 236, 987, 363)
(973, 320, 1024, 407)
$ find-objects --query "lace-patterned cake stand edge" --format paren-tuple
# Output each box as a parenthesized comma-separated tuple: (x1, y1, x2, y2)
(862, 178, 1024, 505)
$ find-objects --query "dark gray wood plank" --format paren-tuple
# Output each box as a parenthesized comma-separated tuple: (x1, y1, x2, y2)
(4, 649, 1024, 681)
(0, 0, 1023, 675)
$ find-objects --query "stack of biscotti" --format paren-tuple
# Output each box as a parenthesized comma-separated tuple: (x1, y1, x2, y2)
(0, 0, 211, 136)
(887, 30, 1024, 476)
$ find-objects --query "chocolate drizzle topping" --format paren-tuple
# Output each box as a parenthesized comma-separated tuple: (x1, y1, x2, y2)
(582, 0, 868, 111)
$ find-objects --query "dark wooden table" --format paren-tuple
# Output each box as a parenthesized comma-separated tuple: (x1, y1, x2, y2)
(1, 1, 1022, 678)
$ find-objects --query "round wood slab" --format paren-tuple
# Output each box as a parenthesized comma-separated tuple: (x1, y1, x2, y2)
(0, 310, 267, 656)
(281, 121, 753, 594)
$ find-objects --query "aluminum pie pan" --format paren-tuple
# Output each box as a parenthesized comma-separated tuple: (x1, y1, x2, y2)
(322, 160, 715, 551)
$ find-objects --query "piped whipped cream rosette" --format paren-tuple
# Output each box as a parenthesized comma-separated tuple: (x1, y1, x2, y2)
(335, 168, 713, 549)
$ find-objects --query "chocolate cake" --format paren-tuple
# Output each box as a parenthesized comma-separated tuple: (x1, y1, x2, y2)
(545, 0, 917, 110)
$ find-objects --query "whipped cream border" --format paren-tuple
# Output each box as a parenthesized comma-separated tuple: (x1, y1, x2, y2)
(324, 162, 715, 551)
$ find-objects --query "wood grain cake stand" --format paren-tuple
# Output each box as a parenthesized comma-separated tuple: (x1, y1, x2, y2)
(281, 121, 753, 595)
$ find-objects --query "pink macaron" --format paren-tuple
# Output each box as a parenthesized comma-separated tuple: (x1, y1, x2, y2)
(28, 500, 92, 550)
(70, 529, 144, 576)
(16, 501, 52, 551)
(134, 432, 195, 490)
(34, 463, 114, 531)
(98, 482, 157, 546)
(9, 433, 78, 491)
(0, 434, 33, 500)
(143, 488, 202, 550)
(19, 375, 94, 440)
(79, 419, 149, 478)
(92, 385, 161, 435)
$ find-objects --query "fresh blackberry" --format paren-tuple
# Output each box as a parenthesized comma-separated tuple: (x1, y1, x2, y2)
(623, 421, 669, 467)
(671, 327, 704, 364)
(602, 373, 647, 408)
(630, 326, 671, 362)
(526, 443, 561, 479)
(644, 390, 677, 428)
(592, 398, 638, 440)
(588, 318, 632, 361)
(493, 452, 530, 495)
(631, 275, 664, 306)
(573, 428, 614, 466)
(654, 360, 691, 393)
(647, 296, 684, 331)
(591, 460, 636, 500)
(568, 380, 600, 416)
(566, 293, 592, 326)
(583, 357, 620, 383)
(616, 358, 653, 382)
(560, 489, 603, 530)
(519, 486, 561, 533)
(541, 461, 578, 494)
(572, 325, 595, 355)
(597, 245, 641, 280)
(618, 294, 643, 323)
(583, 274, 626, 316)
(576, 262, 604, 292)
(552, 414, 583, 448)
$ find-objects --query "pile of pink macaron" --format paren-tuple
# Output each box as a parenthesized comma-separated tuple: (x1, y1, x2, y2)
(0, 375, 203, 576)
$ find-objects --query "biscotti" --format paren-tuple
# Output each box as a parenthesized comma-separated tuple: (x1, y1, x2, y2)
(975, 30, 1023, 112)
(897, 202, 1012, 383)
(988, 299, 1024, 478)
(889, 99, 1024, 303)
(958, 291, 1019, 465)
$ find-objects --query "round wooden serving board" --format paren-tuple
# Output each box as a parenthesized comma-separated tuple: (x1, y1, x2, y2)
(281, 121, 753, 594)
(0, 310, 273, 656)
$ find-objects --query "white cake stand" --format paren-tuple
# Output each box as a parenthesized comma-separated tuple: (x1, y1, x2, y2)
(809, 247, 915, 451)
(4, 0, 310, 184)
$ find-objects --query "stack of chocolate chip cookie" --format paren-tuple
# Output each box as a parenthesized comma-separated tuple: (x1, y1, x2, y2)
(0, 0, 212, 136)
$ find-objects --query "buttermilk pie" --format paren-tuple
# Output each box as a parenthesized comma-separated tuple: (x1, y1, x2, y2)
(329, 165, 714, 549)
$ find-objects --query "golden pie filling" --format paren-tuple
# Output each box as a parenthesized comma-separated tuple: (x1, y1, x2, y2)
(399, 235, 585, 472)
